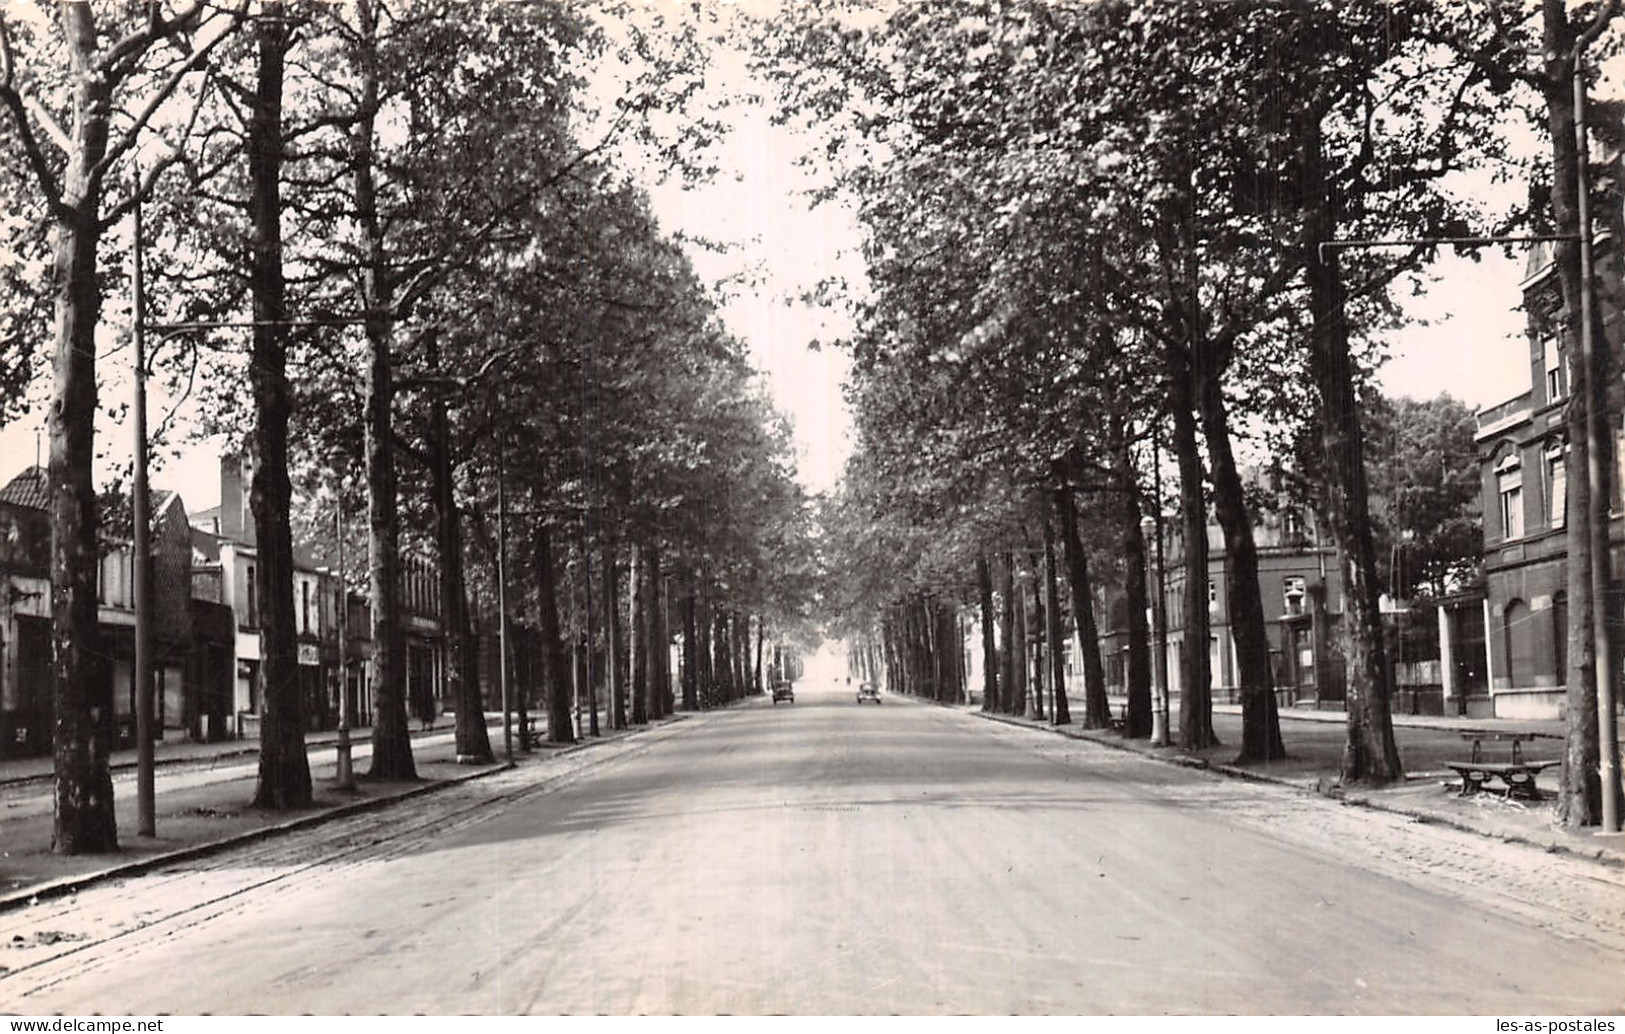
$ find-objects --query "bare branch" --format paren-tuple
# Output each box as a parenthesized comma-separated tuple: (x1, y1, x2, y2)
(99, 150, 182, 231)
(0, 13, 68, 213)
(91, 2, 250, 188)
(97, 0, 204, 79)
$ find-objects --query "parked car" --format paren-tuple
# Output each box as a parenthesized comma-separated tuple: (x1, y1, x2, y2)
(772, 681, 795, 704)
(856, 682, 880, 705)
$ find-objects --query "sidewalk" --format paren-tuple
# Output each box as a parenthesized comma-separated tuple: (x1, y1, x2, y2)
(0, 711, 672, 910)
(0, 712, 520, 787)
(973, 699, 1625, 867)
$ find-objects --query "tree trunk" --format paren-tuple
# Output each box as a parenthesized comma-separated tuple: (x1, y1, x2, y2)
(919, 600, 933, 698)
(653, 562, 672, 715)
(732, 611, 749, 702)
(534, 525, 574, 745)
(629, 543, 647, 723)
(1543, 0, 1611, 827)
(646, 544, 665, 720)
(998, 555, 1017, 713)
(249, 5, 312, 808)
(1044, 518, 1071, 725)
(1027, 554, 1046, 719)
(1197, 362, 1286, 764)
(696, 587, 714, 704)
(977, 550, 999, 711)
(1111, 423, 1155, 739)
(681, 570, 698, 709)
(47, 10, 117, 853)
(1055, 484, 1109, 728)
(1168, 342, 1217, 750)
(753, 614, 764, 696)
(889, 622, 902, 694)
(427, 333, 491, 763)
(712, 610, 731, 702)
(1299, 106, 1399, 784)
(604, 545, 626, 730)
(1012, 564, 1029, 717)
(584, 553, 600, 737)
(356, 0, 414, 781)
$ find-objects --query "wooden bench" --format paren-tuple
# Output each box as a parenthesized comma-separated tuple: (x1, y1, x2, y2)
(1447, 732, 1558, 800)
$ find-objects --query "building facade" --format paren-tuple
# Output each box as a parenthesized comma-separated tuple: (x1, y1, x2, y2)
(0, 468, 213, 756)
(1144, 507, 1344, 708)
(0, 452, 446, 756)
(1474, 235, 1625, 720)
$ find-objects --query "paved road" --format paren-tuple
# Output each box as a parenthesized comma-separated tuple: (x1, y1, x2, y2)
(2, 682, 1622, 1014)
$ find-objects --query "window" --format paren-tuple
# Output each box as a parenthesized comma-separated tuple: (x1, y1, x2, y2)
(1282, 508, 1305, 543)
(98, 551, 131, 607)
(1497, 453, 1524, 540)
(1553, 591, 1568, 680)
(1208, 579, 1218, 613)
(245, 564, 258, 627)
(1544, 332, 1566, 403)
(301, 581, 311, 635)
(1504, 598, 1534, 686)
(1545, 440, 1567, 530)
(1284, 576, 1306, 616)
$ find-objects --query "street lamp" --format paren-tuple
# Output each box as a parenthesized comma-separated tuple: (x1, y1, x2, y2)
(332, 486, 355, 790)
(131, 178, 155, 837)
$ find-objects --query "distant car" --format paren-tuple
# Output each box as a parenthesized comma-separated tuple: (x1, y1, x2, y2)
(772, 681, 795, 704)
(856, 682, 880, 705)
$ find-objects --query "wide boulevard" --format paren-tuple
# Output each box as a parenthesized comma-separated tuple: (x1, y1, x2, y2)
(2, 680, 1621, 1014)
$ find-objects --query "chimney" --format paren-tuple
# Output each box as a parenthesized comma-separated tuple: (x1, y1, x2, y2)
(220, 454, 256, 545)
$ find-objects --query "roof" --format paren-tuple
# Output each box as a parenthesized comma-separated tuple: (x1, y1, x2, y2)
(189, 504, 221, 531)
(0, 466, 48, 510)
(1522, 239, 1556, 287)
(191, 526, 225, 562)
(0, 468, 184, 521)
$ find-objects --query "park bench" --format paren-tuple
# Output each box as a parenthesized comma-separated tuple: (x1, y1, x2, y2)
(1445, 732, 1559, 801)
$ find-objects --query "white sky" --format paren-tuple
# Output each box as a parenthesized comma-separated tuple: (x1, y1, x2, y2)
(639, 53, 861, 498)
(1376, 251, 1531, 410)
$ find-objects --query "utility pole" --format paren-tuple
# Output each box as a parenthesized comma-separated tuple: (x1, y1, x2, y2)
(1575, 45, 1621, 833)
(496, 407, 513, 764)
(1150, 421, 1171, 748)
(132, 176, 155, 838)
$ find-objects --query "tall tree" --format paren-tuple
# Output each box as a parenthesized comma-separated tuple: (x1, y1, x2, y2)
(246, 0, 311, 808)
(0, 0, 241, 852)
(1363, 393, 1483, 600)
(535, 523, 575, 745)
(1042, 517, 1071, 725)
(1523, 0, 1621, 826)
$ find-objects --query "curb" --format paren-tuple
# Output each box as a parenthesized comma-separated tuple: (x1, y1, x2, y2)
(1266, 710, 1567, 741)
(0, 714, 697, 915)
(969, 709, 1625, 869)
(0, 758, 513, 916)
(0, 722, 507, 790)
(0, 746, 262, 790)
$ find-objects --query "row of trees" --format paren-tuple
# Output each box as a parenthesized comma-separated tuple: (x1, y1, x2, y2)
(760, 0, 1618, 825)
(0, 1, 819, 854)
